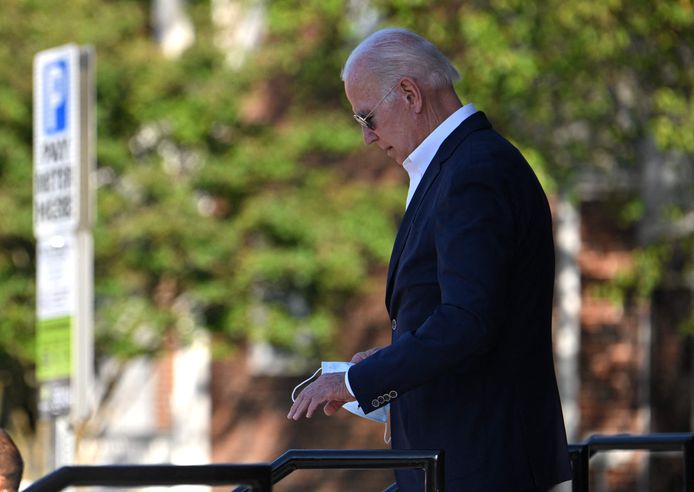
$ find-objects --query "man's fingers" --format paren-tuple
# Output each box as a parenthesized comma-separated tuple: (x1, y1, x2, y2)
(289, 394, 325, 420)
(324, 400, 345, 416)
(288, 396, 310, 420)
(306, 398, 322, 419)
(287, 400, 299, 420)
(350, 346, 382, 364)
(287, 373, 353, 420)
(350, 351, 370, 363)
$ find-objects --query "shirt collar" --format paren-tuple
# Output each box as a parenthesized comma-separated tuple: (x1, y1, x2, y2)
(403, 103, 477, 180)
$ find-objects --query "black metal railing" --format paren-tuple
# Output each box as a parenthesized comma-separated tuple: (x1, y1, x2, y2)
(21, 433, 694, 491)
(569, 432, 694, 492)
(231, 449, 445, 492)
(22, 464, 273, 491)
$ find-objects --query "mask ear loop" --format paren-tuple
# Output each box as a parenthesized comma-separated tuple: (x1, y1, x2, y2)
(291, 367, 322, 402)
(384, 410, 391, 444)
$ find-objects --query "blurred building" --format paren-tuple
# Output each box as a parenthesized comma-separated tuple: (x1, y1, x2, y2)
(23, 2, 692, 491)
(77, 334, 211, 492)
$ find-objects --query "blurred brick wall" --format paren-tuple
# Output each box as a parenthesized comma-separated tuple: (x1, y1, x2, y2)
(649, 287, 692, 492)
(211, 274, 396, 491)
(210, 198, 692, 491)
(578, 199, 692, 491)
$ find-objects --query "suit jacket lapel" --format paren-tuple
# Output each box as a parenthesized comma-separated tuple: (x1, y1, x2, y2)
(385, 158, 441, 309)
(385, 112, 492, 311)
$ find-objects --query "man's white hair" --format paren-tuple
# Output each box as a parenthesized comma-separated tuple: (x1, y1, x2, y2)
(341, 28, 461, 97)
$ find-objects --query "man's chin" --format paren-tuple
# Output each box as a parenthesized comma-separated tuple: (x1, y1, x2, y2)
(384, 147, 402, 164)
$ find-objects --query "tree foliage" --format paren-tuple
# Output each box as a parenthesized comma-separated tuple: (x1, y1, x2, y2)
(378, 0, 694, 318)
(0, 0, 692, 430)
(1, 0, 406, 429)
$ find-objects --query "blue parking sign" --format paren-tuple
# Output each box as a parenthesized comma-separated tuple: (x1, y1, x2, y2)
(43, 58, 69, 135)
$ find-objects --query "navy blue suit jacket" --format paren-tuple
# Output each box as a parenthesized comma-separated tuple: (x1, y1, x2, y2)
(349, 112, 572, 490)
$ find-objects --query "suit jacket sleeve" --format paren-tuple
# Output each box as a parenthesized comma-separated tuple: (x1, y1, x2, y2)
(348, 151, 519, 413)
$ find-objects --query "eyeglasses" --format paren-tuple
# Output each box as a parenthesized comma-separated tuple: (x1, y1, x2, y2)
(352, 82, 399, 131)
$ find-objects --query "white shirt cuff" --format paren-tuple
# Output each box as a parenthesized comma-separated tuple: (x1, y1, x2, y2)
(344, 367, 355, 397)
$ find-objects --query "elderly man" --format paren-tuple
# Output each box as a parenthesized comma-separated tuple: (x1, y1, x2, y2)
(288, 28, 572, 491)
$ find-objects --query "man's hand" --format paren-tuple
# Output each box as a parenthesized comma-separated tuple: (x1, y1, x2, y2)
(350, 346, 383, 364)
(322, 347, 384, 415)
(288, 372, 354, 420)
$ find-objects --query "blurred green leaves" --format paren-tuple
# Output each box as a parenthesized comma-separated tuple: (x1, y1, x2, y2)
(0, 0, 692, 428)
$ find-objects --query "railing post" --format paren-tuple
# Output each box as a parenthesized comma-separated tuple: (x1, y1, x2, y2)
(231, 449, 443, 492)
(684, 437, 693, 492)
(423, 449, 444, 492)
(569, 443, 589, 492)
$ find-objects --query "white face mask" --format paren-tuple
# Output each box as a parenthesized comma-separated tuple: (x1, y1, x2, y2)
(291, 361, 391, 443)
(342, 400, 389, 424)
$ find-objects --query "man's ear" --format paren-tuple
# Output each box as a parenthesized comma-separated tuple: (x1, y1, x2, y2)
(399, 77, 423, 113)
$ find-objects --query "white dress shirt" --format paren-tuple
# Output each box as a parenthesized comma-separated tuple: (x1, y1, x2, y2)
(345, 103, 478, 396)
(403, 103, 477, 209)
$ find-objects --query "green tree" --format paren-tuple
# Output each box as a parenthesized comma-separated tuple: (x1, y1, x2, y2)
(0, 0, 404, 432)
(378, 0, 694, 317)
(0, 0, 692, 438)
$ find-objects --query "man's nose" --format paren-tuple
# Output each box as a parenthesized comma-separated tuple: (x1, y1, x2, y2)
(362, 127, 378, 145)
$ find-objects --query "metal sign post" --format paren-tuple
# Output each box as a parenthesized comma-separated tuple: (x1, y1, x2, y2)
(33, 44, 95, 472)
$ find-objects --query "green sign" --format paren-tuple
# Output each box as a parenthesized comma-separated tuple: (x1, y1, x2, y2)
(36, 315, 72, 382)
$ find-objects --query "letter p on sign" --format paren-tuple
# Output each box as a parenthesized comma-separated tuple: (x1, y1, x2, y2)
(43, 59, 68, 135)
